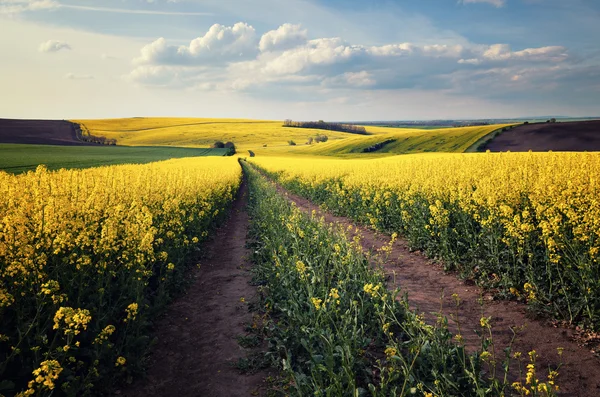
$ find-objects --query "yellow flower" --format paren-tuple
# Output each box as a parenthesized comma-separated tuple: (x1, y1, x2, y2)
(328, 288, 340, 301)
(384, 346, 397, 358)
(53, 307, 92, 336)
(295, 260, 308, 279)
(479, 316, 490, 328)
(363, 283, 380, 297)
(115, 356, 126, 367)
(124, 303, 138, 322)
(311, 297, 323, 311)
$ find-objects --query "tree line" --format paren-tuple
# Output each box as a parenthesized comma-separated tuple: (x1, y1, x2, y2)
(284, 119, 368, 135)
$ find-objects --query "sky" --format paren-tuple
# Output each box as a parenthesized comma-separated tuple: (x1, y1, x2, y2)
(1, 0, 599, 121)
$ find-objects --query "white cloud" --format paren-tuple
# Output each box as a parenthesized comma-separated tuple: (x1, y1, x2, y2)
(38, 39, 71, 52)
(460, 0, 506, 7)
(129, 22, 574, 99)
(259, 23, 307, 52)
(459, 44, 568, 64)
(59, 4, 214, 16)
(134, 22, 258, 65)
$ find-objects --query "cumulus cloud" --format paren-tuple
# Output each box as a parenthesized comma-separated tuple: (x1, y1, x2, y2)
(259, 23, 307, 52)
(460, 0, 506, 7)
(39, 40, 71, 52)
(128, 21, 573, 96)
(134, 23, 258, 65)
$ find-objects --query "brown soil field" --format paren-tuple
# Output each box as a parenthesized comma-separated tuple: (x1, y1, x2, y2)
(485, 120, 600, 152)
(0, 118, 93, 145)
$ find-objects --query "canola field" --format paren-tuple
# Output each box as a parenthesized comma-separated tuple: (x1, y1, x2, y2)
(251, 152, 600, 329)
(243, 164, 544, 396)
(72, 118, 514, 157)
(0, 157, 240, 395)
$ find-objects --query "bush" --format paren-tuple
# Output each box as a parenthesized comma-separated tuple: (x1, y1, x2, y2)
(212, 141, 225, 148)
(288, 140, 296, 146)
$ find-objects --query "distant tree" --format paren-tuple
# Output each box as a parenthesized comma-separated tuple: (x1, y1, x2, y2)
(288, 140, 296, 146)
(212, 141, 225, 148)
(550, 118, 557, 123)
(223, 141, 236, 155)
(524, 121, 529, 125)
(306, 137, 314, 145)
(314, 134, 328, 143)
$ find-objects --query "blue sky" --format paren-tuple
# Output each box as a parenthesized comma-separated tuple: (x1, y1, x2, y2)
(1, 0, 599, 120)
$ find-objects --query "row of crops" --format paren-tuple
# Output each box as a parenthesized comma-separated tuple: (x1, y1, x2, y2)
(243, 163, 557, 396)
(250, 152, 600, 330)
(3, 150, 590, 395)
(0, 158, 241, 396)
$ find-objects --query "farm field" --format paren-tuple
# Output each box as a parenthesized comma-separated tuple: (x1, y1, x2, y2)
(2, 118, 600, 396)
(72, 118, 516, 157)
(0, 119, 87, 146)
(251, 152, 600, 329)
(484, 120, 600, 152)
(0, 143, 228, 173)
(0, 157, 241, 396)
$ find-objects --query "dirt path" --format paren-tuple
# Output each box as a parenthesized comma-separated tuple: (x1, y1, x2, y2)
(274, 183, 600, 396)
(123, 179, 265, 397)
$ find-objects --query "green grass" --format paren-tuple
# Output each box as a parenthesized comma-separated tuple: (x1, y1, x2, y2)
(0, 144, 228, 174)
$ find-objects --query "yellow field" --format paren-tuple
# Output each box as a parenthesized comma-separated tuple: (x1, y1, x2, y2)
(250, 152, 600, 328)
(0, 157, 241, 395)
(72, 118, 515, 156)
(73, 118, 354, 151)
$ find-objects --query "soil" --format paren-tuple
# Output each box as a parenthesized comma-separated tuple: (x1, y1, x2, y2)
(275, 184, 600, 397)
(122, 180, 267, 397)
(0, 118, 94, 145)
(485, 120, 600, 152)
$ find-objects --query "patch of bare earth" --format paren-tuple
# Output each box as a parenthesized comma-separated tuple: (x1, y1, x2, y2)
(274, 183, 600, 397)
(485, 120, 600, 152)
(123, 180, 267, 397)
(0, 118, 94, 145)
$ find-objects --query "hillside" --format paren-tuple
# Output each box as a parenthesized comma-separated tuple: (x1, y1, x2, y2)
(72, 118, 515, 157)
(0, 119, 91, 146)
(484, 120, 600, 152)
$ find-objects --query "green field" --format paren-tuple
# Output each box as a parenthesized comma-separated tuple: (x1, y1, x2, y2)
(0, 144, 228, 173)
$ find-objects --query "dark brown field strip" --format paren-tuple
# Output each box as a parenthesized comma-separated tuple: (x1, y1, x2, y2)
(270, 179, 600, 397)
